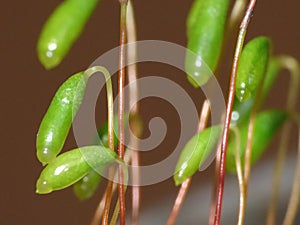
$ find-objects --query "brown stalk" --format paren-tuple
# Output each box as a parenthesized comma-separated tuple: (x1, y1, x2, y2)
(102, 169, 115, 225)
(231, 127, 245, 225)
(126, 1, 141, 224)
(84, 67, 114, 225)
(91, 192, 108, 225)
(213, 1, 257, 224)
(166, 99, 211, 225)
(102, 70, 117, 225)
(208, 146, 220, 225)
(90, 149, 134, 225)
(236, 74, 264, 225)
(118, 1, 128, 225)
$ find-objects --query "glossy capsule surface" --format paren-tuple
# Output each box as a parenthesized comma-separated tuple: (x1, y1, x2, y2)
(236, 36, 271, 102)
(72, 117, 118, 200)
(36, 145, 117, 194)
(174, 126, 221, 185)
(231, 57, 281, 126)
(185, 0, 230, 87)
(73, 170, 101, 200)
(36, 72, 87, 165)
(37, 0, 99, 69)
(73, 114, 130, 200)
(186, 0, 203, 38)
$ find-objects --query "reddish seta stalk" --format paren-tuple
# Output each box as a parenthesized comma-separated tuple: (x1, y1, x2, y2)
(118, 1, 128, 225)
(126, 1, 141, 224)
(166, 100, 210, 225)
(213, 1, 257, 225)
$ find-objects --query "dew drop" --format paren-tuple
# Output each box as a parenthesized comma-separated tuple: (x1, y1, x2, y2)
(236, 87, 252, 102)
(185, 53, 213, 87)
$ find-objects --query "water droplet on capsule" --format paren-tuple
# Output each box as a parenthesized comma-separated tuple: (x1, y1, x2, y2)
(236, 87, 252, 102)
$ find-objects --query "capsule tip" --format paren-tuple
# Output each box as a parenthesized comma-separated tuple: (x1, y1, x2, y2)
(174, 179, 181, 186)
(187, 75, 200, 88)
(36, 148, 56, 165)
(37, 53, 61, 70)
(173, 171, 186, 186)
(36, 178, 53, 194)
(37, 42, 61, 70)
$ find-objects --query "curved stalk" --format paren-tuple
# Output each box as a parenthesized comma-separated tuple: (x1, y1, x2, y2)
(266, 56, 300, 225)
(84, 67, 114, 153)
(214, 1, 257, 224)
(84, 66, 114, 225)
(84, 67, 114, 149)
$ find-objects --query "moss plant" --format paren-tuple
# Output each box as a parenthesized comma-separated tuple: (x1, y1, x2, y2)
(35, 1, 300, 225)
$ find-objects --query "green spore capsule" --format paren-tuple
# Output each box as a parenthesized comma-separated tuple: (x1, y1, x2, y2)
(36, 145, 118, 194)
(186, 0, 203, 38)
(231, 57, 281, 126)
(174, 126, 221, 186)
(236, 36, 271, 102)
(72, 120, 114, 201)
(185, 0, 230, 87)
(73, 170, 101, 200)
(231, 98, 254, 126)
(72, 118, 116, 201)
(72, 113, 131, 200)
(37, 0, 99, 69)
(36, 72, 87, 165)
(226, 110, 288, 173)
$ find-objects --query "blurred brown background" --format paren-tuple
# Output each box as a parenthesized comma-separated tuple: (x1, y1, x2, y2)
(1, 0, 300, 225)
